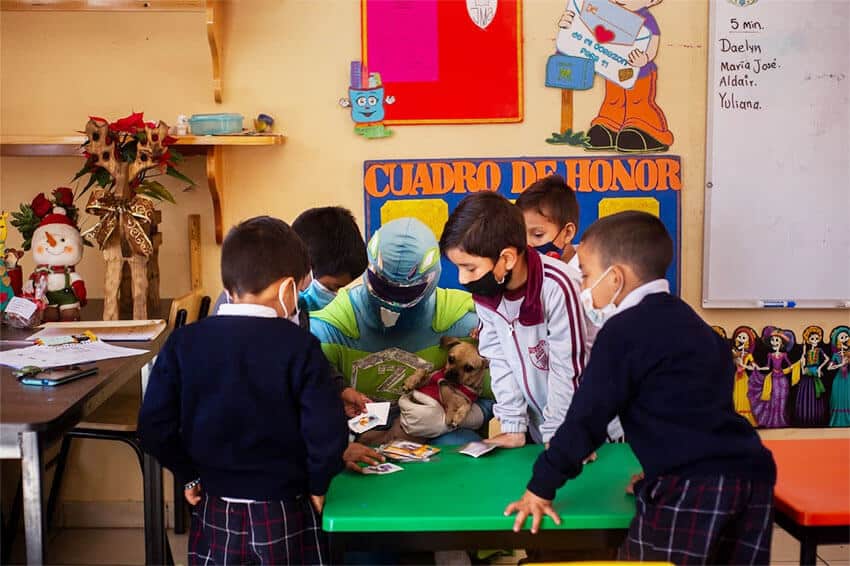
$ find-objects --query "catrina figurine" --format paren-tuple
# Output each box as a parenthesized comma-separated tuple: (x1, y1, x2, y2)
(749, 326, 798, 428)
(828, 325, 850, 427)
(731, 326, 759, 426)
(794, 326, 830, 426)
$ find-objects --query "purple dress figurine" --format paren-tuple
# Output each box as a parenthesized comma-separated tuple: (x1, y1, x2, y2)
(794, 325, 829, 426)
(749, 326, 796, 428)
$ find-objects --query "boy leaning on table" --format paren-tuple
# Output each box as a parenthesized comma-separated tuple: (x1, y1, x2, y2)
(138, 216, 347, 565)
(505, 211, 777, 565)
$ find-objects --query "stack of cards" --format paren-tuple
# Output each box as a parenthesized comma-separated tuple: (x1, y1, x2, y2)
(348, 402, 391, 434)
(362, 463, 404, 475)
(380, 440, 440, 462)
(458, 441, 497, 458)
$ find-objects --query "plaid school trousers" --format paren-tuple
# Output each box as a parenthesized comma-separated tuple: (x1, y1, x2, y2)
(189, 494, 328, 565)
(620, 475, 774, 565)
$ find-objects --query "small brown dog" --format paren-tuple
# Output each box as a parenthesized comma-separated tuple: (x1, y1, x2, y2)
(402, 336, 488, 428)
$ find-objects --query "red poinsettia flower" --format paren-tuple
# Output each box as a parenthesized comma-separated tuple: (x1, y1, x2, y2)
(88, 116, 108, 124)
(31, 193, 52, 217)
(109, 112, 146, 133)
(53, 187, 74, 207)
(162, 135, 178, 146)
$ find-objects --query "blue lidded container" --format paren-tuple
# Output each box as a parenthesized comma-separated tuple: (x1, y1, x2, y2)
(188, 113, 244, 135)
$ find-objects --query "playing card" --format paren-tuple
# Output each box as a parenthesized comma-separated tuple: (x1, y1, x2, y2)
(380, 440, 440, 461)
(362, 462, 404, 475)
(459, 441, 497, 458)
(347, 401, 391, 434)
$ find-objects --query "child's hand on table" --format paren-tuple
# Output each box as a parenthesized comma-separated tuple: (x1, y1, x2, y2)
(343, 442, 385, 473)
(485, 432, 526, 448)
(626, 472, 645, 494)
(310, 495, 325, 514)
(341, 387, 372, 418)
(504, 490, 562, 534)
(184, 482, 202, 506)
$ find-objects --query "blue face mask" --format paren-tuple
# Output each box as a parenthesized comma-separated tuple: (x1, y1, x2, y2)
(299, 278, 337, 312)
(534, 241, 563, 258)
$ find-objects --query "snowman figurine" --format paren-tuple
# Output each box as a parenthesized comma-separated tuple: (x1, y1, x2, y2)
(24, 207, 87, 322)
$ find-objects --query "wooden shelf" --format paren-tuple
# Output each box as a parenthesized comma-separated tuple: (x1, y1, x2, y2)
(1, 0, 224, 103)
(0, 134, 286, 244)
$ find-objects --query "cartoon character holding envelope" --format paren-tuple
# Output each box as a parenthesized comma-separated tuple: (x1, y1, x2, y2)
(558, 0, 673, 153)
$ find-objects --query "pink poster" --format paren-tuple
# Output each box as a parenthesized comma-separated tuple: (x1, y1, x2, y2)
(365, 0, 439, 83)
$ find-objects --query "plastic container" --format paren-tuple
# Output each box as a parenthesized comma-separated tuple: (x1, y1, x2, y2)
(188, 113, 244, 135)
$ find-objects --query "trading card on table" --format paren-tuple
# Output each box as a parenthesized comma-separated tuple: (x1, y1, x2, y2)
(382, 440, 440, 460)
(458, 441, 497, 458)
(362, 462, 404, 475)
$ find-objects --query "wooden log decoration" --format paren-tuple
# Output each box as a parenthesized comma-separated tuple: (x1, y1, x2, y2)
(82, 117, 173, 321)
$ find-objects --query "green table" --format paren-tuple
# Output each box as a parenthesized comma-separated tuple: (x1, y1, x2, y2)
(323, 443, 641, 558)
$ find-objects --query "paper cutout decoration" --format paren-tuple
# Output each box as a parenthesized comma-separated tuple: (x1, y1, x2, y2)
(339, 61, 396, 140)
(716, 324, 850, 429)
(730, 326, 759, 426)
(466, 0, 498, 29)
(796, 326, 830, 426)
(549, 0, 674, 153)
(829, 325, 850, 427)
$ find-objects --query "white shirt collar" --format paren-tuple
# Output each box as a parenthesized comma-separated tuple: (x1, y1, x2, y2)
(614, 278, 670, 316)
(217, 303, 278, 318)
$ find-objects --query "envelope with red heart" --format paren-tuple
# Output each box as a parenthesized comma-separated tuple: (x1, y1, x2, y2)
(579, 0, 644, 46)
(556, 0, 652, 89)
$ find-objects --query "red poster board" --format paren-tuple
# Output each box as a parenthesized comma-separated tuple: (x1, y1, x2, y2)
(361, 0, 523, 125)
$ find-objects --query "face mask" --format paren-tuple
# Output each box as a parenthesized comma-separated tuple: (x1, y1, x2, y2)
(579, 266, 622, 328)
(278, 279, 300, 324)
(463, 263, 511, 297)
(534, 241, 563, 258)
(302, 278, 337, 310)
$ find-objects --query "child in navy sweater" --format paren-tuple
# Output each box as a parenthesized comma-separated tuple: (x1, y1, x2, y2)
(505, 211, 776, 565)
(138, 216, 347, 566)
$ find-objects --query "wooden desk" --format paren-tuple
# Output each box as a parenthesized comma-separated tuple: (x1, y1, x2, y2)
(763, 439, 850, 566)
(323, 443, 641, 559)
(0, 325, 168, 565)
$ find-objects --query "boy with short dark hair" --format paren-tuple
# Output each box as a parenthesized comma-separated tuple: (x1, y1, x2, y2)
(505, 211, 776, 565)
(138, 216, 347, 566)
(439, 192, 587, 447)
(516, 175, 580, 266)
(293, 206, 368, 311)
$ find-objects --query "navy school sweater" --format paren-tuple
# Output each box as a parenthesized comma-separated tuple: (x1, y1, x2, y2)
(138, 316, 347, 500)
(528, 292, 776, 500)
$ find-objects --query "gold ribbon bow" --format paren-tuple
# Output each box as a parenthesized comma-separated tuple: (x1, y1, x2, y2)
(82, 189, 155, 257)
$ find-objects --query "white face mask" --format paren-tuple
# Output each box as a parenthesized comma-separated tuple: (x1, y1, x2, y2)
(580, 266, 623, 328)
(278, 279, 300, 324)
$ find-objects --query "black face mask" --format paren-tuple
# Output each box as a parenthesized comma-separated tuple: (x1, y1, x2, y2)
(463, 269, 511, 297)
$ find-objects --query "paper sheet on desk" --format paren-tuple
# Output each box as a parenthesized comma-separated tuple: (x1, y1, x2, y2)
(28, 319, 166, 342)
(0, 341, 148, 369)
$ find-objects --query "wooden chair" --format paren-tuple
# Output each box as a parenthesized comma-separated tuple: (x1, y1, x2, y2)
(44, 291, 210, 545)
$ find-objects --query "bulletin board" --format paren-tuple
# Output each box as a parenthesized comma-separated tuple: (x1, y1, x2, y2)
(363, 155, 682, 294)
(703, 0, 850, 308)
(361, 0, 523, 124)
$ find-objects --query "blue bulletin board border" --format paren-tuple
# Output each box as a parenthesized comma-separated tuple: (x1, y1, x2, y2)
(363, 155, 682, 295)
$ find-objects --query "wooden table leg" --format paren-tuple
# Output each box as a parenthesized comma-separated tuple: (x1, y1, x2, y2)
(20, 431, 45, 565)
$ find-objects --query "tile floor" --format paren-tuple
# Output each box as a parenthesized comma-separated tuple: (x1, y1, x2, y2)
(3, 524, 847, 565)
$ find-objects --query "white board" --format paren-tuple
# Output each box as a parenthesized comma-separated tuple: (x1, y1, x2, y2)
(704, 0, 850, 309)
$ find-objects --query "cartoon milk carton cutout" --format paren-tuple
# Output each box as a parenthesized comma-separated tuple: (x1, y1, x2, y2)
(340, 61, 396, 139)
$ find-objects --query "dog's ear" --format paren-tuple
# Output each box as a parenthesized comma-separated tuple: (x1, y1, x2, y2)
(481, 357, 490, 370)
(440, 336, 462, 351)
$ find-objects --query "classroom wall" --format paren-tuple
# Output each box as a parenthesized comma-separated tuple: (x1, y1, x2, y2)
(1, 0, 847, 512)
